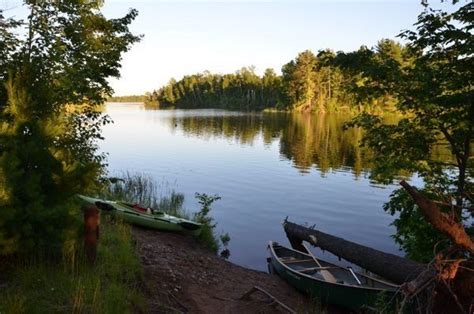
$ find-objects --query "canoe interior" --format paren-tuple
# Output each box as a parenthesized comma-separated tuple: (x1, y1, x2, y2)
(269, 241, 402, 310)
(272, 242, 398, 290)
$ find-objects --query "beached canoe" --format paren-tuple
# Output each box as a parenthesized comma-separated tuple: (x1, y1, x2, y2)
(268, 241, 399, 310)
(78, 195, 202, 236)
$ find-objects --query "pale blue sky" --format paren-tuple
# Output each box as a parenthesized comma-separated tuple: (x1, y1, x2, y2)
(1, 1, 458, 95)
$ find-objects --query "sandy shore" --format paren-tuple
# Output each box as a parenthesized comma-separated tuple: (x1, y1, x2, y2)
(133, 227, 320, 313)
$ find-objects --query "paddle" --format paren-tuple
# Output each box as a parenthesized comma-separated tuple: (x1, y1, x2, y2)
(302, 243, 337, 283)
(347, 266, 362, 285)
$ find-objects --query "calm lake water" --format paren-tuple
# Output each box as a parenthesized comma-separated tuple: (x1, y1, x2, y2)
(101, 103, 403, 271)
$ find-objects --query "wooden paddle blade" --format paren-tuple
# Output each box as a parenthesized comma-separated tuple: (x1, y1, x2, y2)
(302, 243, 337, 283)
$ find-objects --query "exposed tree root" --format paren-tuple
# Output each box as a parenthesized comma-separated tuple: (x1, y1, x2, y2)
(399, 248, 473, 313)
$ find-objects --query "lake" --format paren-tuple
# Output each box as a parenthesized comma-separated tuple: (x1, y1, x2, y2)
(101, 102, 403, 271)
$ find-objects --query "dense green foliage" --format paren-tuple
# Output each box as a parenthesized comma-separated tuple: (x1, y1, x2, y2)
(0, 1, 140, 255)
(281, 49, 349, 112)
(348, 3, 473, 262)
(144, 41, 411, 112)
(108, 95, 146, 103)
(146, 67, 282, 110)
(0, 217, 145, 313)
(194, 193, 222, 252)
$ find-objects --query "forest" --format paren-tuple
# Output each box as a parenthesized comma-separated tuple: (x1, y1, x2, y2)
(1, 0, 472, 312)
(108, 94, 147, 102)
(144, 39, 405, 113)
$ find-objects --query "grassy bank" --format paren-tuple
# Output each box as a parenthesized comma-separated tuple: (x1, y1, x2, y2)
(0, 215, 145, 313)
(104, 172, 227, 254)
(0, 172, 227, 313)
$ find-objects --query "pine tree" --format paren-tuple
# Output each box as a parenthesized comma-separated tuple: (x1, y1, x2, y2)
(0, 1, 140, 255)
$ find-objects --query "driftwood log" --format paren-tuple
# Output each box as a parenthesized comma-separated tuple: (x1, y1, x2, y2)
(283, 220, 428, 284)
(240, 286, 296, 314)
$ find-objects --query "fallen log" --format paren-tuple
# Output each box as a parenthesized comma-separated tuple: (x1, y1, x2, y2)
(283, 220, 428, 284)
(399, 180, 474, 254)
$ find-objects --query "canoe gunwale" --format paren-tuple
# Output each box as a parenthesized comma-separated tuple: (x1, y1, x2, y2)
(268, 241, 399, 292)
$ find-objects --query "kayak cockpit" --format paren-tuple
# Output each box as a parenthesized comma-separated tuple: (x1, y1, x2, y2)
(117, 201, 166, 216)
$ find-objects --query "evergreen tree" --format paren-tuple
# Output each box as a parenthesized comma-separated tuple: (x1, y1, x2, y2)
(0, 0, 140, 255)
(281, 50, 318, 111)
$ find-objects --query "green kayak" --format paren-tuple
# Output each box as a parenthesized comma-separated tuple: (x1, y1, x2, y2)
(78, 195, 202, 236)
(268, 241, 399, 310)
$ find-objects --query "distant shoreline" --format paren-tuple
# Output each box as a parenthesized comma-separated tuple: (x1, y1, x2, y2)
(106, 101, 144, 104)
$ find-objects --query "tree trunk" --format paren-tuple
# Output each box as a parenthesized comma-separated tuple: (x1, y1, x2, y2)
(84, 204, 100, 265)
(399, 180, 474, 253)
(283, 220, 427, 284)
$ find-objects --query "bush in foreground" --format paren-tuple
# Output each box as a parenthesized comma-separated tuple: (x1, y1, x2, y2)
(0, 216, 145, 313)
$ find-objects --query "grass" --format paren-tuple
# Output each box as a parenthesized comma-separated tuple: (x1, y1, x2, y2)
(0, 215, 145, 313)
(104, 172, 227, 253)
(104, 171, 189, 219)
(0, 172, 226, 313)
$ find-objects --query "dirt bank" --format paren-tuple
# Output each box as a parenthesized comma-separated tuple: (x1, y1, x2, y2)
(133, 227, 317, 313)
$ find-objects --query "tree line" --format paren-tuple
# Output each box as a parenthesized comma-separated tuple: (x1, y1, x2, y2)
(144, 39, 408, 113)
(108, 95, 147, 102)
(145, 67, 282, 111)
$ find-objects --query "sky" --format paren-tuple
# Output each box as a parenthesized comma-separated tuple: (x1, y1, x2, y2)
(1, 0, 458, 95)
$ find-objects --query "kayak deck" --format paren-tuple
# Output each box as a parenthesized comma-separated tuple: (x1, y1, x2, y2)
(78, 195, 202, 235)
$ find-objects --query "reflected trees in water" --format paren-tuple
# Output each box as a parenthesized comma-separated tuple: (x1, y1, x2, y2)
(168, 112, 373, 177)
(166, 111, 453, 180)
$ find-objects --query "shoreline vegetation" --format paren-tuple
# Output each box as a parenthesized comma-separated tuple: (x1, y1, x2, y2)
(0, 173, 233, 313)
(0, 214, 146, 313)
(112, 39, 406, 114)
(108, 95, 147, 103)
(103, 172, 229, 254)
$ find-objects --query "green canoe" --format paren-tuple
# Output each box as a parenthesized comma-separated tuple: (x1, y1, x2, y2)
(78, 195, 202, 236)
(268, 241, 399, 310)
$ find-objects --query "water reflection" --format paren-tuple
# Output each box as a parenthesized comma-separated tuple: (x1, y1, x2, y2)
(167, 110, 453, 178)
(102, 104, 451, 270)
(170, 112, 371, 176)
